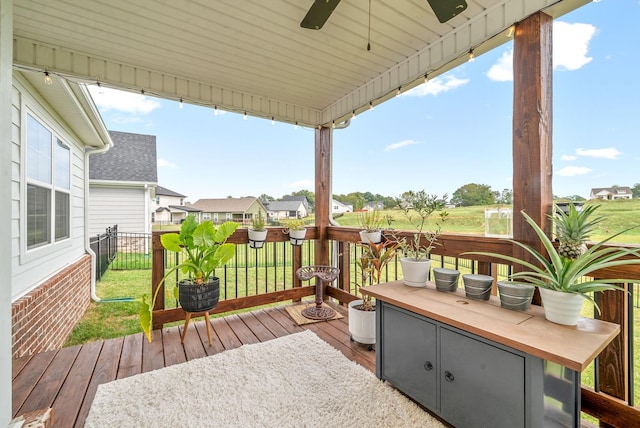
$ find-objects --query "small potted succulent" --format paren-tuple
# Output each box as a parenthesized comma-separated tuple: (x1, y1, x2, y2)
(248, 210, 268, 249)
(283, 218, 307, 245)
(139, 214, 239, 341)
(391, 190, 448, 287)
(465, 205, 640, 325)
(358, 209, 383, 244)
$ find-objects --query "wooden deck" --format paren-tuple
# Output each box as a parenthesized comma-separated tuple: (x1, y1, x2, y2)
(12, 303, 376, 427)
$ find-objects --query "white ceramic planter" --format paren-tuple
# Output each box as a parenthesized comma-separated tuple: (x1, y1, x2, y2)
(359, 230, 382, 244)
(400, 257, 431, 287)
(539, 287, 585, 326)
(348, 300, 376, 346)
(247, 229, 268, 249)
(287, 228, 306, 246)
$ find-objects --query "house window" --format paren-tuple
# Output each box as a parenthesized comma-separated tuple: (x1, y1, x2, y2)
(26, 113, 70, 248)
(213, 213, 219, 222)
(156, 196, 160, 204)
(203, 213, 211, 221)
(226, 213, 231, 221)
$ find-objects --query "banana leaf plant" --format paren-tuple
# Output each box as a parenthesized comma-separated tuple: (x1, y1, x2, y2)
(140, 215, 238, 341)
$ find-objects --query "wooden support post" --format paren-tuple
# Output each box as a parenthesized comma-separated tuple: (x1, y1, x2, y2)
(512, 12, 553, 305)
(151, 231, 166, 329)
(314, 126, 332, 267)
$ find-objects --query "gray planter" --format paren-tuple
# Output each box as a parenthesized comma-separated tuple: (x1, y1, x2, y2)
(497, 281, 535, 311)
(433, 268, 459, 292)
(462, 274, 493, 300)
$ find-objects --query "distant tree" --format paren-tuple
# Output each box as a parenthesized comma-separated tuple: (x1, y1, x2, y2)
(562, 195, 586, 202)
(495, 189, 513, 205)
(451, 183, 495, 207)
(632, 183, 640, 198)
(258, 193, 274, 202)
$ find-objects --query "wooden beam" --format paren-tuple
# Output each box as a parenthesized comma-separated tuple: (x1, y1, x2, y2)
(314, 126, 331, 267)
(512, 12, 553, 304)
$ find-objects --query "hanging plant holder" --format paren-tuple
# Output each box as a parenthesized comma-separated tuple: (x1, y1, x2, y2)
(248, 229, 268, 249)
(287, 228, 307, 246)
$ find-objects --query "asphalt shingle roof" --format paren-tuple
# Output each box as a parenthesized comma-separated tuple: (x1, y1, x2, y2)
(156, 185, 186, 198)
(89, 131, 158, 182)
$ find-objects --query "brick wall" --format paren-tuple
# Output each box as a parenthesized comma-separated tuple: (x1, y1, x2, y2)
(11, 255, 92, 358)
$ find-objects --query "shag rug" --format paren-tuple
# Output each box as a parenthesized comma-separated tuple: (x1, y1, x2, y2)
(86, 330, 445, 428)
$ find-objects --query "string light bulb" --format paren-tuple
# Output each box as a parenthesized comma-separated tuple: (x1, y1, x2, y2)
(179, 98, 184, 109)
(44, 70, 52, 85)
(351, 110, 356, 119)
(468, 49, 475, 62)
(396, 87, 401, 96)
(243, 111, 247, 120)
(140, 89, 146, 100)
(506, 25, 515, 38)
(369, 101, 374, 111)
(331, 121, 336, 129)
(214, 105, 219, 116)
(424, 73, 429, 84)
(294, 122, 299, 130)
(271, 117, 275, 125)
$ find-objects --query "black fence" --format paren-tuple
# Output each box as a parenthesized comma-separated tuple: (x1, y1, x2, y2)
(89, 225, 118, 281)
(110, 232, 153, 270)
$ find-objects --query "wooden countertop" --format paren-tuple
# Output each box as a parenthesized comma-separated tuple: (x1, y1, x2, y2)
(361, 281, 620, 372)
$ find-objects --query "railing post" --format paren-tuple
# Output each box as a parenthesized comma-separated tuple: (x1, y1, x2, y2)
(151, 231, 166, 329)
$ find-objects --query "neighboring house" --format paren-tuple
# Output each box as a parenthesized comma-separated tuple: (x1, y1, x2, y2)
(590, 187, 633, 200)
(153, 185, 201, 224)
(9, 70, 112, 359)
(332, 199, 353, 214)
(282, 195, 311, 213)
(88, 131, 158, 236)
(265, 199, 309, 220)
(363, 201, 384, 211)
(191, 197, 267, 224)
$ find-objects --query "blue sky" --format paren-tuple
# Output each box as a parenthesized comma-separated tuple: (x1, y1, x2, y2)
(89, 0, 639, 203)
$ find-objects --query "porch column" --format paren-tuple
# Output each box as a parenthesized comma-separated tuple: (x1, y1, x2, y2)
(0, 0, 14, 424)
(314, 126, 331, 267)
(512, 12, 553, 304)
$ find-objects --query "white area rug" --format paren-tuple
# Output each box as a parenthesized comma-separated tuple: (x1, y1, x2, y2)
(86, 330, 445, 427)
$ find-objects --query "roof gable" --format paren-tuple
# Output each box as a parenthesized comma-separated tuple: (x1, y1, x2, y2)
(90, 131, 158, 183)
(156, 185, 186, 198)
(192, 197, 260, 213)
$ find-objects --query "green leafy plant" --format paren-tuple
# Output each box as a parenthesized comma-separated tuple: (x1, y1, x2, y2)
(392, 190, 448, 260)
(283, 218, 306, 231)
(355, 239, 402, 310)
(358, 209, 383, 232)
(251, 210, 266, 231)
(465, 208, 640, 312)
(139, 215, 239, 341)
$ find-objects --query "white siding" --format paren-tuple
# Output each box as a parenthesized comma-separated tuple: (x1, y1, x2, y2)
(10, 77, 88, 300)
(88, 186, 147, 235)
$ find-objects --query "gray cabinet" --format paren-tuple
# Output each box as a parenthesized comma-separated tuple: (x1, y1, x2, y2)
(377, 301, 546, 428)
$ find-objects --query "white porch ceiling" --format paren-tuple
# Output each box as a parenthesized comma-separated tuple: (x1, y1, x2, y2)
(13, 0, 589, 128)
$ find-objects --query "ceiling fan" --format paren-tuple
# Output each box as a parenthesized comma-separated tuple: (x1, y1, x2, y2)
(300, 0, 468, 30)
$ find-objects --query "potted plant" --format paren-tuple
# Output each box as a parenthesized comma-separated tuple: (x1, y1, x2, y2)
(358, 209, 383, 244)
(139, 214, 239, 341)
(391, 190, 448, 287)
(248, 210, 268, 249)
(465, 205, 640, 325)
(283, 218, 307, 246)
(349, 239, 402, 349)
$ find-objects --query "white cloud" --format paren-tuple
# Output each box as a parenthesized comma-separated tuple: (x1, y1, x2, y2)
(557, 166, 592, 176)
(554, 22, 596, 71)
(88, 86, 161, 115)
(385, 139, 420, 152)
(486, 21, 597, 82)
(289, 179, 313, 189)
(576, 147, 622, 159)
(157, 158, 177, 169)
(403, 75, 470, 97)
(487, 50, 513, 82)
(561, 154, 577, 161)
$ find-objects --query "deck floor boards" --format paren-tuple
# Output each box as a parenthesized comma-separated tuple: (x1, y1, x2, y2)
(11, 302, 376, 427)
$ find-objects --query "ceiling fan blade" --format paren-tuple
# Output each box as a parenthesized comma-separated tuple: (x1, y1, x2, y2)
(301, 0, 342, 30)
(427, 0, 468, 23)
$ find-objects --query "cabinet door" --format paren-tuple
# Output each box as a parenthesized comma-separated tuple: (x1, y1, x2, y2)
(380, 304, 438, 410)
(440, 328, 525, 428)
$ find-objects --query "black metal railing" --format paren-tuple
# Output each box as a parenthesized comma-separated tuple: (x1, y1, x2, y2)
(110, 232, 153, 270)
(89, 225, 118, 280)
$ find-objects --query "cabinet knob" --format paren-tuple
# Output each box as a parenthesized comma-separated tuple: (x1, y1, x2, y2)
(424, 361, 433, 371)
(444, 371, 455, 382)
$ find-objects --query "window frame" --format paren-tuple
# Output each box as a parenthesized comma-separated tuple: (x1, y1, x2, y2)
(22, 108, 72, 258)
